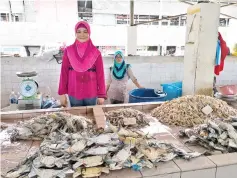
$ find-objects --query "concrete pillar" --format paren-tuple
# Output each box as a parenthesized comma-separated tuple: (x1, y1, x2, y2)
(129, 0, 134, 26)
(183, 3, 220, 96)
(125, 26, 137, 56)
(159, 0, 163, 27)
(126, 0, 136, 56)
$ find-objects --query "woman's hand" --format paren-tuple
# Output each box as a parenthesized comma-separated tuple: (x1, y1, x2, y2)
(97, 98, 105, 105)
(60, 95, 67, 107)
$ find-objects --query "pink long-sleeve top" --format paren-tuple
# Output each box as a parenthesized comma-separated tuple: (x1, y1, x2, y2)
(58, 49, 106, 99)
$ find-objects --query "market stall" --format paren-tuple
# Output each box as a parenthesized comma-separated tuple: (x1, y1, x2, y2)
(1, 95, 237, 178)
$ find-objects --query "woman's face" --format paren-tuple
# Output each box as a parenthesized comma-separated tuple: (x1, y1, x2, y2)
(76, 27, 89, 42)
(115, 54, 123, 63)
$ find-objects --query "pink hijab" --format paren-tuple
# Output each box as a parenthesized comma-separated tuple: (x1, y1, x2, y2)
(66, 21, 100, 72)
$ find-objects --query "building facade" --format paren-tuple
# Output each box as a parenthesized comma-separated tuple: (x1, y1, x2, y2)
(0, 0, 236, 56)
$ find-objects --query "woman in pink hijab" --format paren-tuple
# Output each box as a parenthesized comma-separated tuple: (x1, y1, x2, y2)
(58, 21, 106, 107)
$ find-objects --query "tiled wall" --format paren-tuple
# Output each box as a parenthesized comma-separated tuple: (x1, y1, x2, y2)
(1, 56, 237, 108)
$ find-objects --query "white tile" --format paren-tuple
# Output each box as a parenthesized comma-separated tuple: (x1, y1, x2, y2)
(181, 168, 216, 178)
(141, 161, 180, 177)
(174, 156, 216, 172)
(216, 165, 237, 178)
(207, 153, 237, 167)
(4, 65, 11, 70)
(146, 173, 180, 178)
(151, 75, 163, 83)
(5, 82, 12, 89)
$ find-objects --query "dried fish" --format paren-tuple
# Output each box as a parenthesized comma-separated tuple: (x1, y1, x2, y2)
(66, 140, 87, 153)
(152, 95, 237, 127)
(88, 134, 112, 145)
(4, 112, 205, 178)
(7, 112, 95, 141)
(105, 108, 150, 128)
(5, 153, 37, 178)
(73, 156, 103, 169)
(81, 167, 109, 178)
(73, 168, 82, 178)
(180, 119, 237, 153)
(217, 121, 237, 143)
(112, 146, 131, 163)
(207, 120, 222, 135)
(40, 156, 57, 168)
(84, 146, 109, 155)
(229, 139, 237, 149)
(5, 165, 31, 178)
(219, 132, 228, 140)
(30, 166, 70, 178)
(138, 139, 203, 162)
(231, 116, 237, 122)
(139, 147, 167, 161)
(0, 123, 8, 131)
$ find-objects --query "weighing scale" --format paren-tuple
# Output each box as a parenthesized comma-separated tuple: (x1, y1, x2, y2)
(16, 71, 42, 110)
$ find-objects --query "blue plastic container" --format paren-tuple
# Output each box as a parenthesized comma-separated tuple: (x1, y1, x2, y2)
(129, 88, 167, 103)
(161, 81, 182, 101)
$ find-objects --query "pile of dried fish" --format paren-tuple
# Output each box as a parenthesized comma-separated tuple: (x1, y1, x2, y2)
(0, 123, 8, 131)
(105, 108, 150, 128)
(8, 112, 94, 141)
(179, 117, 237, 153)
(151, 95, 237, 127)
(4, 112, 204, 178)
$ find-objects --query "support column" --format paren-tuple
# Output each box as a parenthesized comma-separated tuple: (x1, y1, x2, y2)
(126, 0, 137, 56)
(183, 3, 220, 96)
(126, 26, 137, 56)
(129, 0, 134, 26)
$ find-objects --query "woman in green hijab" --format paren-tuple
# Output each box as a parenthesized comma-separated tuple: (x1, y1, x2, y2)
(106, 50, 143, 104)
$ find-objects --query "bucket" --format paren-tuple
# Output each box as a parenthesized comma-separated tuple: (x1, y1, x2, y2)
(129, 88, 167, 103)
(161, 81, 182, 101)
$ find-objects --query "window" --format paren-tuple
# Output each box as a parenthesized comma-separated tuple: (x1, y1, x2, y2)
(219, 18, 227, 27)
(98, 46, 125, 56)
(0, 13, 9, 22)
(117, 20, 127, 24)
(161, 16, 168, 26)
(77, 1, 93, 23)
(150, 15, 159, 19)
(170, 17, 179, 26)
(116, 14, 128, 25)
(226, 18, 230, 27)
(137, 46, 146, 51)
(166, 46, 176, 55)
(11, 13, 24, 22)
(180, 16, 186, 26)
(159, 46, 162, 56)
(139, 15, 149, 20)
(134, 15, 138, 24)
(162, 21, 168, 26)
(150, 15, 159, 25)
(148, 46, 158, 51)
(137, 15, 152, 25)
(78, 13, 93, 23)
(138, 21, 149, 25)
(152, 21, 159, 25)
(77, 1, 92, 9)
